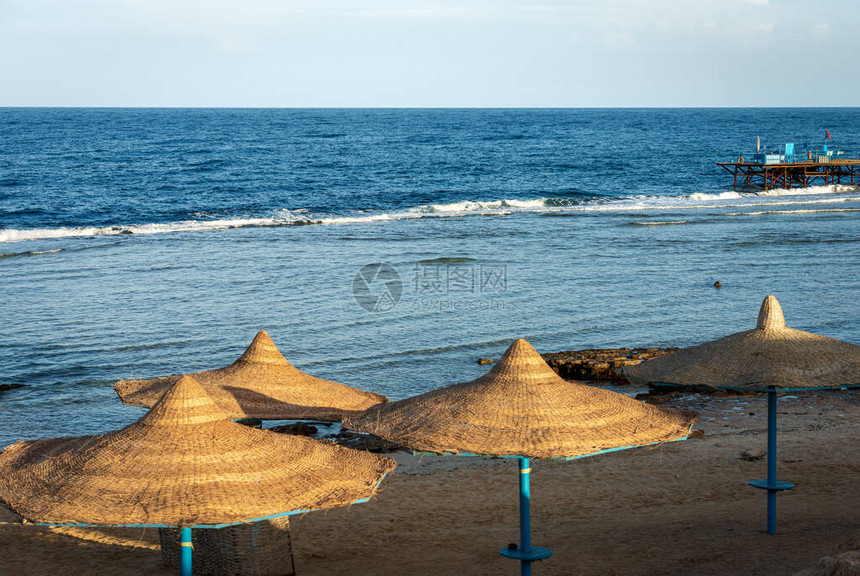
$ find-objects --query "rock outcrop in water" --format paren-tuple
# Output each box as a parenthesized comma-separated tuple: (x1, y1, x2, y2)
(541, 347, 678, 384)
(0, 384, 25, 393)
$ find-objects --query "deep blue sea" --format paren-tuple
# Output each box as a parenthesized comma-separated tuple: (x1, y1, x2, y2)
(1, 108, 859, 446)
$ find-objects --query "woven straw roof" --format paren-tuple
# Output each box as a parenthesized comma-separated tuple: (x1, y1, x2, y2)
(344, 339, 695, 460)
(0, 375, 395, 527)
(115, 330, 387, 420)
(621, 295, 860, 390)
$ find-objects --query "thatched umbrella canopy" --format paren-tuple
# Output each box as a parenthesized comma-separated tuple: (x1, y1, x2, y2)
(620, 294, 860, 535)
(115, 330, 387, 421)
(0, 375, 395, 575)
(345, 338, 695, 575)
(348, 338, 694, 459)
(621, 295, 860, 390)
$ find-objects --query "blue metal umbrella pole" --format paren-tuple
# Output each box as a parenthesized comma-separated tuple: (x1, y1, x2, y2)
(180, 527, 193, 576)
(499, 457, 552, 575)
(748, 386, 794, 535)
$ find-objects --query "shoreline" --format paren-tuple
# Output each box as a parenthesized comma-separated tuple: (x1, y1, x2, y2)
(1, 390, 858, 575)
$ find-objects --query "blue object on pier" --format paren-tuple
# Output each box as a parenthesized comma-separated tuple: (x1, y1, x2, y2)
(180, 527, 193, 576)
(747, 386, 794, 535)
(499, 457, 553, 576)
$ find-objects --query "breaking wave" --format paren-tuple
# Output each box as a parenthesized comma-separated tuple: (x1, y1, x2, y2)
(413, 198, 559, 213)
(0, 214, 319, 243)
(1, 186, 856, 244)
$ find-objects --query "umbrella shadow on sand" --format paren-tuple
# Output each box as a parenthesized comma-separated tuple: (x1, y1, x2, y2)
(622, 294, 860, 535)
(346, 338, 697, 576)
(0, 375, 395, 576)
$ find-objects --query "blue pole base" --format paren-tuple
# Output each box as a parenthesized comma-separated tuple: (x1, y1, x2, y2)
(748, 480, 794, 491)
(499, 546, 553, 562)
(179, 527, 193, 576)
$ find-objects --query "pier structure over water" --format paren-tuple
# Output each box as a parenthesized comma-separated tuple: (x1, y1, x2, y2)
(716, 140, 860, 191)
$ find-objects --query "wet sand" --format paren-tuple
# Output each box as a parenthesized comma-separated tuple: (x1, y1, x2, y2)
(1, 390, 858, 576)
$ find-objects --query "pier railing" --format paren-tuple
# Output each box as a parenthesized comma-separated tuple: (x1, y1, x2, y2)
(716, 147, 844, 165)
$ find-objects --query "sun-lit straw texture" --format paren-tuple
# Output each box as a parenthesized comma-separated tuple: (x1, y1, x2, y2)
(0, 375, 395, 527)
(344, 339, 695, 459)
(621, 295, 860, 390)
(115, 330, 387, 420)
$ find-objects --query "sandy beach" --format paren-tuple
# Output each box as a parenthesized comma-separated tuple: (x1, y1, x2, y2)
(1, 389, 857, 576)
(4, 7, 860, 574)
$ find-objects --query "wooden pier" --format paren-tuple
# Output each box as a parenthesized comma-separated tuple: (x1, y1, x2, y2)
(716, 158, 860, 191)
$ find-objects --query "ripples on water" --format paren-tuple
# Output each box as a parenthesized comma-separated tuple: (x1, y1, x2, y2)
(1, 108, 859, 445)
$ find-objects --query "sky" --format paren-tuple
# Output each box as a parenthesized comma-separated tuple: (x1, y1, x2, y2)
(0, 0, 857, 107)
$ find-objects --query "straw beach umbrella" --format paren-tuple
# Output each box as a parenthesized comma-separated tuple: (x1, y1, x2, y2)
(0, 375, 395, 576)
(115, 330, 387, 421)
(344, 338, 695, 575)
(621, 294, 860, 535)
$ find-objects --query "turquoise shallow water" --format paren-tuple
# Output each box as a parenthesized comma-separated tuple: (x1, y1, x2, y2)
(1, 108, 859, 446)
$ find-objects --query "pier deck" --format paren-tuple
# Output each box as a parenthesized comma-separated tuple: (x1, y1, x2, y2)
(716, 158, 860, 191)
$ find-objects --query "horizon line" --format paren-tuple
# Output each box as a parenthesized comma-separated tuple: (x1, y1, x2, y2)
(1, 105, 859, 110)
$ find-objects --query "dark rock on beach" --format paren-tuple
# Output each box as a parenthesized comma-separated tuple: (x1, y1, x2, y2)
(793, 550, 860, 576)
(541, 347, 678, 384)
(636, 385, 757, 406)
(328, 431, 404, 453)
(269, 422, 319, 436)
(636, 389, 682, 404)
(740, 449, 766, 461)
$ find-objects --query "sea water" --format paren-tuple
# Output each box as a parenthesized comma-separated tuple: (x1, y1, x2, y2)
(1, 108, 858, 446)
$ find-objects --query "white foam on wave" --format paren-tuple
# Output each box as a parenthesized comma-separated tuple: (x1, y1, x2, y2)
(631, 220, 689, 226)
(0, 215, 306, 243)
(689, 185, 855, 201)
(2, 186, 857, 244)
(726, 207, 860, 217)
(758, 184, 855, 197)
(411, 186, 856, 217)
(319, 213, 406, 225)
(0, 248, 63, 259)
(416, 198, 551, 214)
(688, 191, 743, 201)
